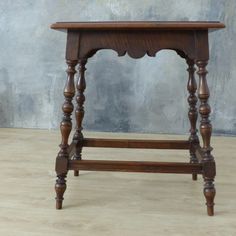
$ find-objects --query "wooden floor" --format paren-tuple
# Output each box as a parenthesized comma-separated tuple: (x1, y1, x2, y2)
(0, 128, 235, 235)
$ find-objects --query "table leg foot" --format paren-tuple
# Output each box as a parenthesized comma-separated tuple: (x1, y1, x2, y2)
(56, 200, 63, 210)
(192, 173, 197, 181)
(55, 175, 67, 209)
(204, 185, 215, 216)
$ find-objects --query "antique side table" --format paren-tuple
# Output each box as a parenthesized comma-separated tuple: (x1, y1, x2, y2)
(51, 21, 225, 216)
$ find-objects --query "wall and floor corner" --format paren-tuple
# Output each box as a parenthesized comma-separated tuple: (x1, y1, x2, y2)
(0, 0, 235, 135)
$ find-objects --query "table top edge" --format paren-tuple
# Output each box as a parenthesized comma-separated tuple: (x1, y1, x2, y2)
(51, 21, 225, 30)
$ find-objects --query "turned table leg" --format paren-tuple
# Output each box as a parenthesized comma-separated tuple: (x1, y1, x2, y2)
(196, 60, 216, 216)
(73, 59, 87, 176)
(186, 58, 199, 181)
(55, 59, 78, 209)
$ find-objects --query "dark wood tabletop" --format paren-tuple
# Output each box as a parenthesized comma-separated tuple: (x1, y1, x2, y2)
(51, 21, 225, 31)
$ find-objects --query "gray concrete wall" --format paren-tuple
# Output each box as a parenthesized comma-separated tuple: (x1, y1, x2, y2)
(0, 0, 235, 135)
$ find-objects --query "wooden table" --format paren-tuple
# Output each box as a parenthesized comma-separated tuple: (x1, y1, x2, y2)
(51, 21, 225, 216)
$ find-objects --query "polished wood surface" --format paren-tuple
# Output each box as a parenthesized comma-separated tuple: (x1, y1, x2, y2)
(52, 21, 225, 215)
(81, 138, 190, 149)
(186, 58, 199, 181)
(51, 21, 225, 30)
(72, 59, 87, 176)
(197, 60, 216, 216)
(69, 160, 202, 174)
(55, 59, 78, 209)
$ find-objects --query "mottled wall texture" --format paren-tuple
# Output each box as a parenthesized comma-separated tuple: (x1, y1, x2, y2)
(0, 0, 235, 135)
